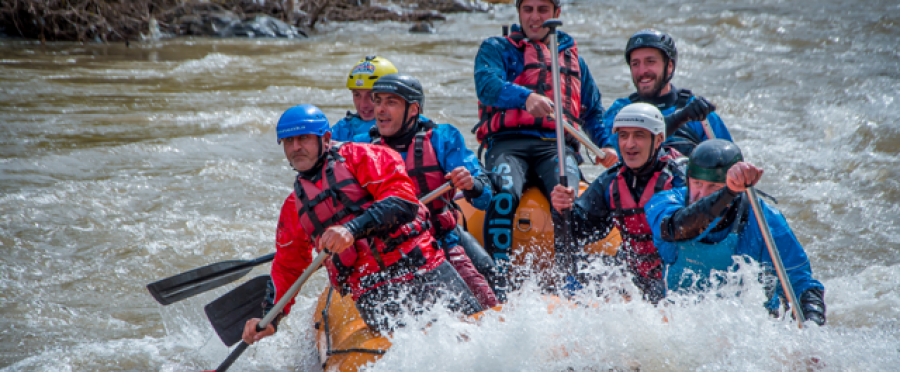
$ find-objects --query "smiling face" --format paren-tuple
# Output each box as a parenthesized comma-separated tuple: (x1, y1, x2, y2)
(616, 127, 664, 170)
(282, 132, 330, 172)
(517, 0, 560, 41)
(373, 92, 418, 137)
(629, 48, 674, 99)
(351, 89, 376, 121)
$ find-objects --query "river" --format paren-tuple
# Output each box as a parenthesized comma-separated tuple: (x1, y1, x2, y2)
(1, 0, 899, 370)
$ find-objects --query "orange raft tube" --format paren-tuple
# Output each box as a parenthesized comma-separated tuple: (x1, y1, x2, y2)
(313, 185, 622, 372)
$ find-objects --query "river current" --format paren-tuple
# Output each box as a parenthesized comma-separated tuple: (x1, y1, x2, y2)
(1, 0, 899, 371)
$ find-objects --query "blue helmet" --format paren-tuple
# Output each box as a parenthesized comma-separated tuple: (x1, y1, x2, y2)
(276, 104, 330, 144)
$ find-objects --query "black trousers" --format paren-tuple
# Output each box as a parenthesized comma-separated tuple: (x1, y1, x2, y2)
(355, 261, 483, 333)
(482, 136, 581, 300)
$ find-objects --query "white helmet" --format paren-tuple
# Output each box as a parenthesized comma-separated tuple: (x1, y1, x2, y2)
(613, 103, 665, 136)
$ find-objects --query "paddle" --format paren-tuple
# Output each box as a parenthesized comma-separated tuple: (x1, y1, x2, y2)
(204, 275, 272, 346)
(151, 180, 455, 307)
(204, 182, 454, 371)
(699, 120, 804, 328)
(147, 253, 275, 305)
(542, 19, 578, 280)
(562, 122, 608, 166)
(208, 249, 330, 372)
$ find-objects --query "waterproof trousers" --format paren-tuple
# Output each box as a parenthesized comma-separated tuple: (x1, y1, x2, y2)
(482, 136, 581, 302)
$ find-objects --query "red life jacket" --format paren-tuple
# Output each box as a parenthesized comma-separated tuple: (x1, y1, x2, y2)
(608, 154, 679, 279)
(375, 128, 459, 239)
(293, 143, 438, 300)
(474, 30, 583, 142)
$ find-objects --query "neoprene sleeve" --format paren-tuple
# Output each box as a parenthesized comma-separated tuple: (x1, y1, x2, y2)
(462, 175, 487, 201)
(343, 196, 420, 240)
(659, 187, 739, 242)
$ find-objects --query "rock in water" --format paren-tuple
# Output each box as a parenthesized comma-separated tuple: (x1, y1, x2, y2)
(234, 14, 306, 38)
(409, 21, 436, 34)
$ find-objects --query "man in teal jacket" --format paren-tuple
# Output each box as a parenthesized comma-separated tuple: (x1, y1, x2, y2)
(331, 56, 398, 143)
(646, 140, 826, 325)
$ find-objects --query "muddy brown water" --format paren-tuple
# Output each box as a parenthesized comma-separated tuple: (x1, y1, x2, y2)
(1, 0, 899, 370)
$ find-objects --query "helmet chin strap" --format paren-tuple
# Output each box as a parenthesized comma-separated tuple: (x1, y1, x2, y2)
(641, 56, 673, 100)
(382, 102, 421, 151)
(399, 102, 416, 134)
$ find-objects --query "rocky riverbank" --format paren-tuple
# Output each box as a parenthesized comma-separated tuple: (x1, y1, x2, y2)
(0, 0, 497, 42)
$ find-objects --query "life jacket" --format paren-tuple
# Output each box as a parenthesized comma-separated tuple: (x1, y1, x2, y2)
(374, 126, 459, 240)
(293, 143, 437, 300)
(608, 153, 679, 279)
(665, 197, 750, 292)
(473, 29, 583, 142)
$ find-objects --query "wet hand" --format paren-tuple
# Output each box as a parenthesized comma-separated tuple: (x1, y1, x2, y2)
(525, 93, 554, 119)
(242, 318, 275, 345)
(318, 225, 354, 254)
(597, 148, 618, 168)
(725, 161, 764, 193)
(446, 166, 474, 190)
(550, 185, 576, 213)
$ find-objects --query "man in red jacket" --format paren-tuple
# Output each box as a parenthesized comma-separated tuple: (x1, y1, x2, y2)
(242, 105, 482, 343)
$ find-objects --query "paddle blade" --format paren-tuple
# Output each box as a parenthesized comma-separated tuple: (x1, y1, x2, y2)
(147, 260, 255, 305)
(205, 275, 270, 346)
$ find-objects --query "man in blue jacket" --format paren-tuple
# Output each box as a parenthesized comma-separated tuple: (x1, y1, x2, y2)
(331, 56, 398, 143)
(601, 29, 732, 156)
(473, 0, 612, 302)
(645, 140, 826, 325)
(370, 73, 499, 309)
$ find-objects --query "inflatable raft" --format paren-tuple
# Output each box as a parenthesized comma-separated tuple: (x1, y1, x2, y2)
(313, 184, 622, 371)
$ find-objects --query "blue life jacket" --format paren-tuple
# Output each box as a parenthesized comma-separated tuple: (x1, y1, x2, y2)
(665, 197, 748, 292)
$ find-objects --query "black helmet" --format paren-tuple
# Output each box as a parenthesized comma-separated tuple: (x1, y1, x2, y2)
(516, 0, 561, 8)
(625, 29, 677, 68)
(687, 139, 743, 183)
(371, 73, 425, 112)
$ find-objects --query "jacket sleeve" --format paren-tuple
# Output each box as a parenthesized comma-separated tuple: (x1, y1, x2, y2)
(433, 124, 492, 210)
(331, 117, 353, 142)
(563, 174, 615, 245)
(656, 187, 740, 242)
(271, 192, 315, 316)
(341, 144, 421, 240)
(683, 110, 733, 142)
(577, 57, 607, 148)
(743, 201, 825, 310)
(646, 188, 690, 264)
(474, 37, 532, 109)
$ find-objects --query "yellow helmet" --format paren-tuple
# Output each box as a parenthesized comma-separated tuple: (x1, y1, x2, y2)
(346, 55, 398, 90)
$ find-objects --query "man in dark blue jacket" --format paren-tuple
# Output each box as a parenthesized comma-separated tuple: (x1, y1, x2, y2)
(602, 29, 732, 156)
(473, 0, 612, 302)
(646, 140, 826, 325)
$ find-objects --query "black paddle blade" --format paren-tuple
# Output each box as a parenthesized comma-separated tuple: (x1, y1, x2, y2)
(205, 275, 271, 346)
(146, 253, 275, 305)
